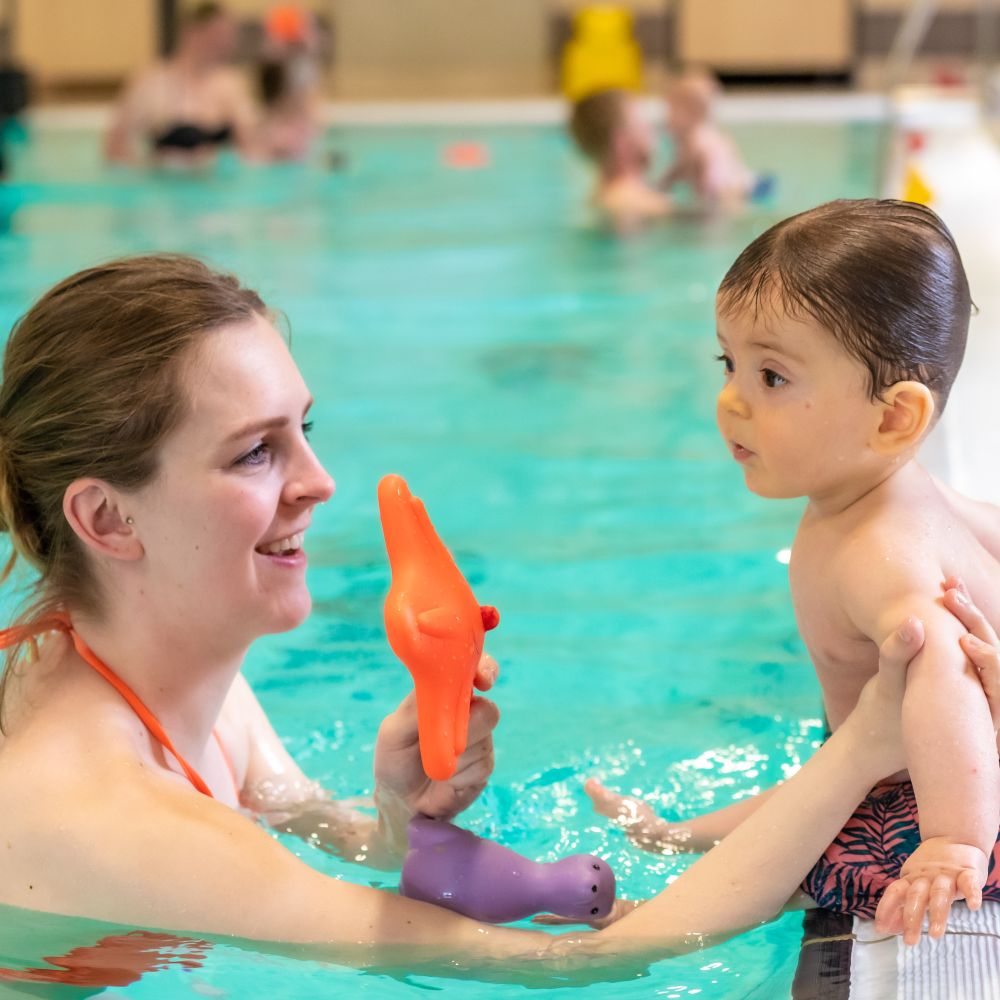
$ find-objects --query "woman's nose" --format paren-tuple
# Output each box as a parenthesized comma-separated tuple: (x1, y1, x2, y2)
(288, 447, 335, 506)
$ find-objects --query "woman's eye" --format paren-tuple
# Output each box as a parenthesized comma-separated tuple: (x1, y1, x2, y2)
(302, 420, 314, 439)
(715, 353, 734, 375)
(762, 368, 787, 388)
(236, 442, 270, 467)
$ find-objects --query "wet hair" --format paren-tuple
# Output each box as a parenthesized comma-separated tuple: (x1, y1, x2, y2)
(717, 199, 972, 411)
(568, 89, 627, 165)
(0, 253, 267, 728)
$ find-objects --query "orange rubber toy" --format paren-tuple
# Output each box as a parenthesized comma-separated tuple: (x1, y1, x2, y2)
(378, 475, 500, 781)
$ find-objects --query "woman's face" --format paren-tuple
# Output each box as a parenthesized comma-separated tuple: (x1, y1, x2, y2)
(129, 314, 334, 644)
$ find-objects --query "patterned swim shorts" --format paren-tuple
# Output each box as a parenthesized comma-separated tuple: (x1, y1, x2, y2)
(801, 779, 1000, 918)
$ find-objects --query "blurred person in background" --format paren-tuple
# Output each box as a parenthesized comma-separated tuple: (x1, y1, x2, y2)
(568, 89, 671, 234)
(659, 70, 757, 212)
(256, 5, 323, 162)
(105, 2, 257, 167)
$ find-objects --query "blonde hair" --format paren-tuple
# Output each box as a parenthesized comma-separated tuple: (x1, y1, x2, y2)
(0, 253, 267, 727)
(666, 69, 720, 120)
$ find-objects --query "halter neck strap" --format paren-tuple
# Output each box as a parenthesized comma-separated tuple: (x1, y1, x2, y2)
(0, 615, 215, 798)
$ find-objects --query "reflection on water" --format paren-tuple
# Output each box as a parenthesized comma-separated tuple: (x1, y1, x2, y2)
(0, 908, 209, 997)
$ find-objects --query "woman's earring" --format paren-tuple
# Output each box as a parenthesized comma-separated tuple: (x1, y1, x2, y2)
(125, 516, 135, 525)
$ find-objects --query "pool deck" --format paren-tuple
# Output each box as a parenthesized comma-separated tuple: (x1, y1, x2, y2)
(29, 92, 889, 129)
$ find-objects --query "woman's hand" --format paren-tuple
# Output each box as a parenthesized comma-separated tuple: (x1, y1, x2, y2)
(372, 653, 500, 857)
(945, 575, 1000, 733)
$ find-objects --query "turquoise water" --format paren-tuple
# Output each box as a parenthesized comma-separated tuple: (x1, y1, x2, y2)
(0, 118, 881, 998)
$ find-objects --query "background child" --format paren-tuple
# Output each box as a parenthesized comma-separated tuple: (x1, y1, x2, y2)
(568, 88, 671, 234)
(256, 5, 323, 161)
(592, 199, 1000, 942)
(659, 70, 757, 211)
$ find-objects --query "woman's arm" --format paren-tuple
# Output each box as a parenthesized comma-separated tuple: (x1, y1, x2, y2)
(47, 612, 997, 982)
(45, 634, 902, 985)
(234, 655, 500, 868)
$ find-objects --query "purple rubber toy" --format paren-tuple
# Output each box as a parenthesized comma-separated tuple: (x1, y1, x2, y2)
(399, 815, 616, 923)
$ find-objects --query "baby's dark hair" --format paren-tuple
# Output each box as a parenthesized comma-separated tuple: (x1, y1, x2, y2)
(717, 199, 972, 412)
(568, 89, 626, 165)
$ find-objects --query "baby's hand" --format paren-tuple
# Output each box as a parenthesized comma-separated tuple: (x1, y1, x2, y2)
(874, 837, 987, 944)
(585, 779, 689, 854)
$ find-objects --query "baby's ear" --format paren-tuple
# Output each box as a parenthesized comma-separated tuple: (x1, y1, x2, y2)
(871, 381, 935, 456)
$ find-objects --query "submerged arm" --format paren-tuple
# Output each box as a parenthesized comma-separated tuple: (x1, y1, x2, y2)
(586, 779, 779, 854)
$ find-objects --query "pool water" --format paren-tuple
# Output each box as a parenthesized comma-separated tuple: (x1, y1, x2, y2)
(0, 117, 881, 998)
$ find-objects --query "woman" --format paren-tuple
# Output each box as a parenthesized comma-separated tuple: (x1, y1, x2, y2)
(0, 254, 992, 979)
(104, 4, 257, 166)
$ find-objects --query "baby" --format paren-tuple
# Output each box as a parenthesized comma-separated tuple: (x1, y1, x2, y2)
(567, 89, 671, 234)
(591, 199, 1000, 938)
(660, 70, 756, 211)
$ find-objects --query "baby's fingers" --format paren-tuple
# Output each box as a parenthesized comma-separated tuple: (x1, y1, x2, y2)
(928, 875, 955, 939)
(875, 879, 909, 935)
(903, 877, 932, 945)
(957, 868, 984, 910)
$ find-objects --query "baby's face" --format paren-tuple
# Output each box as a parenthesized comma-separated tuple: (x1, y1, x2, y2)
(619, 100, 655, 170)
(714, 297, 879, 502)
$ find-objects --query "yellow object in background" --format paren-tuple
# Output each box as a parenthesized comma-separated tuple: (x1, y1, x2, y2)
(901, 165, 933, 206)
(561, 4, 642, 101)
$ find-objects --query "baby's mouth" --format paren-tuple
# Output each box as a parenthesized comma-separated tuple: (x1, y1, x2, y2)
(255, 531, 304, 556)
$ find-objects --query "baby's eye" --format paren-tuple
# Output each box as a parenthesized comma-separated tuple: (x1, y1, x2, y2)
(761, 368, 787, 388)
(715, 353, 734, 375)
(236, 442, 270, 467)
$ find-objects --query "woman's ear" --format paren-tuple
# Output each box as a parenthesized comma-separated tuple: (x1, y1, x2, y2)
(871, 381, 936, 456)
(62, 479, 143, 561)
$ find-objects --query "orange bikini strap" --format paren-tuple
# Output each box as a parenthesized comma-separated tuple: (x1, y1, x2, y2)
(0, 615, 215, 799)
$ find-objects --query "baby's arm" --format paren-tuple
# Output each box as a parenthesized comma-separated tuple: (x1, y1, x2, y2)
(585, 779, 777, 854)
(840, 557, 998, 917)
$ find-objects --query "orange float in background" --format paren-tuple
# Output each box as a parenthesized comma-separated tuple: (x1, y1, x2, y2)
(265, 5, 309, 44)
(442, 142, 490, 170)
(378, 475, 499, 781)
